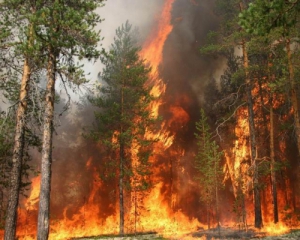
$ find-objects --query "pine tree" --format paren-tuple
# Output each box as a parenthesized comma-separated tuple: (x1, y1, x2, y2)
(0, 1, 44, 238)
(33, 1, 104, 238)
(194, 109, 223, 230)
(89, 21, 157, 235)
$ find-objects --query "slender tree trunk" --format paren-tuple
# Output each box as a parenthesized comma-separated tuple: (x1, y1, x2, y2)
(215, 155, 220, 231)
(239, 168, 248, 231)
(119, 144, 124, 235)
(207, 201, 210, 230)
(4, 58, 31, 240)
(215, 163, 220, 236)
(286, 39, 300, 157)
(119, 81, 125, 235)
(37, 47, 56, 240)
(242, 193, 248, 231)
(242, 41, 263, 229)
(267, 53, 279, 224)
(270, 102, 279, 223)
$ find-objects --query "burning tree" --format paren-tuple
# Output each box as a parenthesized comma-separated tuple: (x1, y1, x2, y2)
(89, 21, 157, 235)
(0, 1, 45, 238)
(194, 109, 223, 230)
(5, 0, 105, 238)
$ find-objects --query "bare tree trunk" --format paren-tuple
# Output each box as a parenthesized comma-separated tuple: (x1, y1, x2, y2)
(242, 193, 248, 231)
(286, 39, 300, 157)
(119, 144, 124, 235)
(37, 47, 56, 240)
(207, 200, 210, 229)
(215, 157, 220, 233)
(119, 81, 124, 235)
(270, 102, 279, 223)
(4, 58, 31, 240)
(242, 41, 263, 229)
(267, 53, 279, 224)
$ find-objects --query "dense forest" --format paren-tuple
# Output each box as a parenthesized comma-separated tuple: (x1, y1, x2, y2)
(0, 0, 300, 239)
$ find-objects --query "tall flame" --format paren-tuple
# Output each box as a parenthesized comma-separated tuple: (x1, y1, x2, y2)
(136, 0, 203, 237)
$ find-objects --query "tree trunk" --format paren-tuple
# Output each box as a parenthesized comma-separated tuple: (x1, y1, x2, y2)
(215, 165, 220, 236)
(4, 58, 31, 240)
(286, 39, 300, 157)
(37, 47, 56, 240)
(267, 53, 279, 224)
(215, 155, 220, 231)
(119, 81, 125, 235)
(270, 102, 279, 223)
(207, 201, 210, 230)
(242, 41, 263, 229)
(119, 143, 124, 235)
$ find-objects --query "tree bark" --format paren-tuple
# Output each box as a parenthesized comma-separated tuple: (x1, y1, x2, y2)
(37, 47, 56, 240)
(4, 58, 31, 240)
(242, 41, 263, 229)
(215, 155, 220, 236)
(268, 53, 279, 224)
(119, 144, 124, 235)
(270, 102, 279, 223)
(119, 82, 124, 235)
(207, 201, 210, 230)
(286, 39, 300, 157)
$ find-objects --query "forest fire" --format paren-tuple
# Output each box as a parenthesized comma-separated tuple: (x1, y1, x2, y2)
(2, 0, 300, 240)
(12, 0, 202, 239)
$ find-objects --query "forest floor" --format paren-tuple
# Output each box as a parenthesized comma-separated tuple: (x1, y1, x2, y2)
(73, 228, 300, 239)
(188, 227, 300, 239)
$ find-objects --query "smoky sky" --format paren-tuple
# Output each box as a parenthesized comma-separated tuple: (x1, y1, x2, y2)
(83, 0, 165, 81)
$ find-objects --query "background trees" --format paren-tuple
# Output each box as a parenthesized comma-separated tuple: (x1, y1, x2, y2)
(200, 0, 300, 229)
(89, 21, 157, 235)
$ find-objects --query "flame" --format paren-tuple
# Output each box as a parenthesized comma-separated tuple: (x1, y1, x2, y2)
(140, 0, 174, 74)
(25, 176, 41, 211)
(261, 223, 289, 236)
(132, 183, 203, 237)
(136, 0, 203, 236)
(140, 0, 174, 119)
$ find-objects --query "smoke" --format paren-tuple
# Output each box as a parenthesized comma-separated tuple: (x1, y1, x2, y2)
(83, 0, 165, 81)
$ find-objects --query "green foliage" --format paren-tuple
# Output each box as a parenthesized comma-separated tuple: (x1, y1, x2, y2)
(239, 0, 300, 36)
(0, 112, 14, 229)
(194, 109, 223, 206)
(1, 0, 105, 89)
(89, 21, 157, 192)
